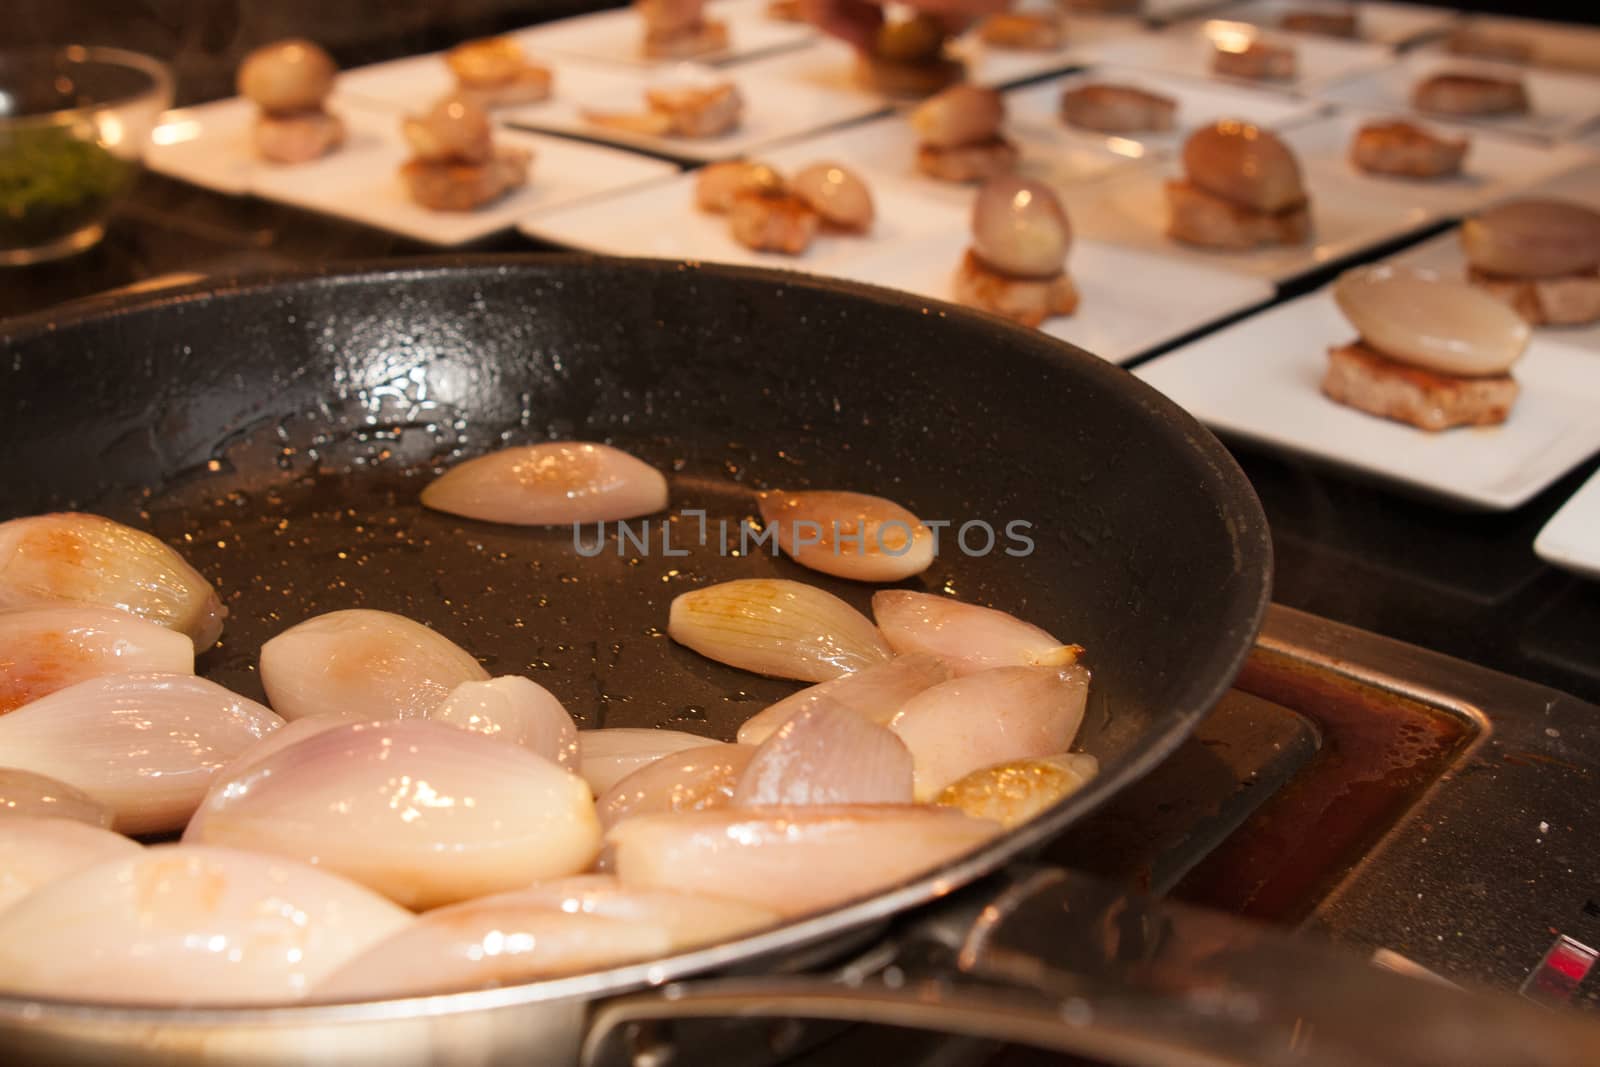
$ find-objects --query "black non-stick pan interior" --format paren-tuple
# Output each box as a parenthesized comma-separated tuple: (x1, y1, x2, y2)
(0, 256, 1270, 832)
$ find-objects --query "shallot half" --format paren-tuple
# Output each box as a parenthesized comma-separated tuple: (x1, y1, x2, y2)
(669, 579, 891, 682)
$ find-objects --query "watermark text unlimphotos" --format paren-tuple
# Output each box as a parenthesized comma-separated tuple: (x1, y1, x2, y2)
(572, 510, 1035, 559)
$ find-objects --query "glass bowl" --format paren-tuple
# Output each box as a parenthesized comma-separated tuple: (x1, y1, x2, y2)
(0, 46, 174, 265)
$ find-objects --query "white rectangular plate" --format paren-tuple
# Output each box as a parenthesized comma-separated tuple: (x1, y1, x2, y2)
(1535, 467, 1600, 581)
(1135, 288, 1600, 510)
(1202, 1, 1458, 47)
(1007, 65, 1325, 156)
(521, 155, 1274, 363)
(1065, 111, 1440, 283)
(1088, 20, 1396, 94)
(147, 99, 260, 195)
(521, 0, 814, 69)
(1318, 52, 1600, 141)
(1385, 159, 1600, 355)
(237, 105, 678, 246)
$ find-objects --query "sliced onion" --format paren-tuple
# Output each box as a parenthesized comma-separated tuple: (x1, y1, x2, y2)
(0, 767, 116, 827)
(0, 817, 141, 914)
(0, 672, 283, 835)
(185, 719, 600, 909)
(668, 579, 891, 682)
(421, 442, 668, 525)
(491, 874, 779, 949)
(934, 753, 1099, 828)
(1334, 264, 1529, 376)
(259, 608, 488, 721)
(430, 675, 579, 768)
(312, 900, 669, 1001)
(733, 697, 913, 807)
(0, 604, 194, 715)
(609, 805, 1001, 917)
(872, 590, 1080, 675)
(0, 513, 225, 649)
(888, 665, 1090, 801)
(0, 844, 410, 1006)
(756, 490, 934, 582)
(597, 743, 755, 829)
(578, 727, 721, 794)
(737, 653, 950, 746)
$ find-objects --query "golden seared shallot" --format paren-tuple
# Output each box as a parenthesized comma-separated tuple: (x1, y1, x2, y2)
(1412, 72, 1529, 117)
(1167, 121, 1311, 249)
(695, 160, 785, 213)
(888, 665, 1090, 801)
(956, 176, 1080, 327)
(791, 162, 875, 233)
(668, 579, 892, 682)
(729, 187, 821, 254)
(0, 817, 141, 914)
(1323, 265, 1529, 431)
(636, 0, 730, 59)
(0, 604, 194, 714)
(0, 512, 225, 648)
(912, 85, 1019, 183)
(1211, 36, 1296, 81)
(400, 96, 532, 212)
(0, 768, 116, 827)
(978, 12, 1065, 50)
(1349, 120, 1468, 179)
(1461, 199, 1600, 326)
(445, 36, 553, 109)
(859, 13, 964, 97)
(609, 806, 1001, 916)
(873, 590, 1081, 675)
(597, 743, 755, 829)
(0, 673, 282, 835)
(733, 697, 914, 806)
(237, 39, 346, 163)
(0, 845, 411, 1005)
(757, 490, 933, 581)
(1059, 83, 1177, 134)
(430, 676, 580, 768)
(422, 441, 669, 524)
(736, 652, 951, 746)
(935, 753, 1099, 828)
(186, 720, 601, 909)
(579, 727, 724, 795)
(258, 608, 487, 721)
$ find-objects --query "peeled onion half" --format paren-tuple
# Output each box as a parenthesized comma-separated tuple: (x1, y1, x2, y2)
(668, 579, 891, 682)
(1334, 264, 1530, 376)
(421, 442, 669, 525)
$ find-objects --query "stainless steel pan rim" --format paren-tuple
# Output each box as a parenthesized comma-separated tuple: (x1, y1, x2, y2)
(0, 254, 1274, 1027)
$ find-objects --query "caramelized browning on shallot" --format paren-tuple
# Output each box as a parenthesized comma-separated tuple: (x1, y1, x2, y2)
(0, 673, 283, 835)
(668, 579, 893, 682)
(872, 590, 1080, 675)
(0, 604, 194, 715)
(260, 608, 487, 721)
(609, 805, 1001, 916)
(935, 753, 1099, 828)
(888, 665, 1090, 801)
(0, 845, 411, 1005)
(422, 441, 669, 525)
(757, 490, 933, 581)
(186, 720, 601, 909)
(736, 652, 952, 746)
(0, 512, 225, 648)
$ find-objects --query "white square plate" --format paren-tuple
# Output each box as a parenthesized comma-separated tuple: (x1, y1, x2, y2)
(1066, 111, 1440, 283)
(1318, 53, 1600, 141)
(1088, 20, 1395, 94)
(1135, 287, 1600, 510)
(1535, 468, 1600, 581)
(1202, 1, 1458, 47)
(147, 99, 260, 195)
(1385, 159, 1600, 355)
(242, 105, 678, 246)
(522, 152, 1274, 363)
(1008, 65, 1325, 155)
(521, 0, 814, 69)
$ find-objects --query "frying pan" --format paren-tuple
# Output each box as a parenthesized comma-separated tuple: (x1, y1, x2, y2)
(0, 257, 1586, 1067)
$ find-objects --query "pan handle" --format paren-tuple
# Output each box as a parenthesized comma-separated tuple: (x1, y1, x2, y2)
(581, 865, 1600, 1067)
